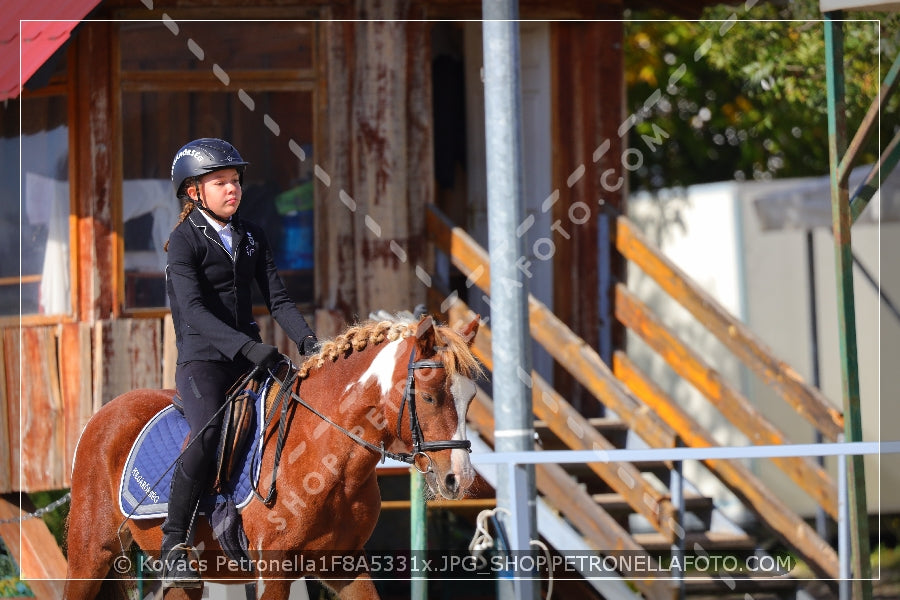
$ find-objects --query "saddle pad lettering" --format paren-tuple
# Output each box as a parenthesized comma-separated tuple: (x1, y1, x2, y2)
(118, 387, 266, 519)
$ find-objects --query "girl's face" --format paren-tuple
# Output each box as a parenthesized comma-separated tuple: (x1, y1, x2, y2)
(189, 168, 242, 220)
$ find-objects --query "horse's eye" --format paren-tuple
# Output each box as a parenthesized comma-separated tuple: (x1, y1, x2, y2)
(422, 393, 435, 404)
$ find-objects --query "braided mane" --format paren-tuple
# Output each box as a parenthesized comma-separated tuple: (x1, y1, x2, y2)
(296, 317, 482, 381)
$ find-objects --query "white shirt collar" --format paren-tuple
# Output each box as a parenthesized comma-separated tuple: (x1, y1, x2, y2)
(199, 209, 230, 233)
(199, 210, 234, 255)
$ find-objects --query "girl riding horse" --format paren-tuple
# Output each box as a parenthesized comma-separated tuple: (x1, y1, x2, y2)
(164, 138, 319, 587)
(64, 315, 481, 599)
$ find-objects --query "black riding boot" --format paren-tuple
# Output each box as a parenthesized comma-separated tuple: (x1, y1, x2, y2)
(160, 461, 205, 588)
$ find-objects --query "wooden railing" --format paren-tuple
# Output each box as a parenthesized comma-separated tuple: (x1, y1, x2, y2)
(455, 300, 676, 537)
(613, 216, 844, 441)
(615, 285, 838, 518)
(425, 204, 841, 579)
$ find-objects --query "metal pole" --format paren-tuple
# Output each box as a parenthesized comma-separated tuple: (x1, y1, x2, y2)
(410, 468, 427, 600)
(508, 461, 536, 599)
(669, 454, 685, 600)
(481, 3, 537, 599)
(824, 14, 872, 599)
(838, 434, 850, 600)
(806, 230, 828, 540)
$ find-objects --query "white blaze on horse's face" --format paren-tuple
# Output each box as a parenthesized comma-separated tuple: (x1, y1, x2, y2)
(354, 338, 404, 397)
(448, 373, 476, 493)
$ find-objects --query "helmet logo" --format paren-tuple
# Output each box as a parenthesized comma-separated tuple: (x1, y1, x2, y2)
(171, 148, 204, 178)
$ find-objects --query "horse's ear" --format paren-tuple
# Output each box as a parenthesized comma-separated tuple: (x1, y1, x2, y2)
(460, 315, 480, 347)
(414, 315, 436, 354)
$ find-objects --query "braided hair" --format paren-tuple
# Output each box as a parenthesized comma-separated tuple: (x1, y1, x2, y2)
(163, 178, 198, 252)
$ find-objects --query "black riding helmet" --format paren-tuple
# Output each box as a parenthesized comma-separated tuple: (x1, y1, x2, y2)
(170, 138, 249, 201)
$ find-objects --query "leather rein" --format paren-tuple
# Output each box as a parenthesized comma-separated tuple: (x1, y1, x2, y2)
(253, 345, 472, 505)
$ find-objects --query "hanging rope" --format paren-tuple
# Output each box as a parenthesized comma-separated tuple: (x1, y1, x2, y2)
(468, 507, 554, 600)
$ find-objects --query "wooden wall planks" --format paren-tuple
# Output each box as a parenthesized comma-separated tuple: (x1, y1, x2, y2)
(0, 315, 287, 493)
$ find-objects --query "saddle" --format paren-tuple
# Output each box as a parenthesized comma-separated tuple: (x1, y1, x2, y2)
(120, 384, 265, 568)
(172, 374, 259, 493)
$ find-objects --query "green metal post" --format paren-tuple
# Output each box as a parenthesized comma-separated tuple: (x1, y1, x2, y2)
(136, 550, 143, 599)
(410, 468, 427, 600)
(824, 13, 872, 599)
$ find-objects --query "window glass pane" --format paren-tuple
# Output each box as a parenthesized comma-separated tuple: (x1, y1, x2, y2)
(0, 96, 71, 316)
(120, 22, 314, 71)
(121, 90, 314, 309)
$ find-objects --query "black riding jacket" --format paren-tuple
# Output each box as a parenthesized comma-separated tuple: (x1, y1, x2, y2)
(166, 208, 315, 363)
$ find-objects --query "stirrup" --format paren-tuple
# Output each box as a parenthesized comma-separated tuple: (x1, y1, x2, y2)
(161, 543, 203, 589)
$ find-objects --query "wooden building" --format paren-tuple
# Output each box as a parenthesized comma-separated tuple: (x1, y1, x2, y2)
(2, 1, 864, 597)
(4, 1, 715, 492)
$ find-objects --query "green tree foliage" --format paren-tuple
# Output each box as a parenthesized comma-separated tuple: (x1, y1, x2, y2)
(28, 490, 69, 547)
(625, 0, 900, 191)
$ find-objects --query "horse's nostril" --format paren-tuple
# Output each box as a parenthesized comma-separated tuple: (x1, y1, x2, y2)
(445, 473, 458, 493)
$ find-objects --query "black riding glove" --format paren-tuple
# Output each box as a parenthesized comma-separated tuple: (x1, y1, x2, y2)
(240, 341, 282, 369)
(298, 335, 320, 356)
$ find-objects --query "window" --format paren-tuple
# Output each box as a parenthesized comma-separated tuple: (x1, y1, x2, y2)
(119, 21, 316, 310)
(0, 93, 71, 318)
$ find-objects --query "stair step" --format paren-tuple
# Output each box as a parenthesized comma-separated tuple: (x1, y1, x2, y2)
(592, 492, 712, 513)
(592, 492, 714, 530)
(632, 530, 757, 553)
(567, 459, 672, 475)
(679, 574, 800, 599)
(565, 461, 673, 494)
(534, 417, 630, 450)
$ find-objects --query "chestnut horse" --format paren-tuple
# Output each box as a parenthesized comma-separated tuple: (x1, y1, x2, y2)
(64, 315, 481, 599)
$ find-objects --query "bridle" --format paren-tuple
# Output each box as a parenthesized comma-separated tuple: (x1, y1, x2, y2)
(256, 342, 472, 505)
(395, 346, 473, 471)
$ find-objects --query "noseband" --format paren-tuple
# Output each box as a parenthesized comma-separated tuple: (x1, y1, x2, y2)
(396, 347, 473, 469)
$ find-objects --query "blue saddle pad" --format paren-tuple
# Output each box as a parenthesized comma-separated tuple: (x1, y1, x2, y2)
(118, 386, 266, 519)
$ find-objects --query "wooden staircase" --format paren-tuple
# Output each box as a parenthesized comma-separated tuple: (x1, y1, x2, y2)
(411, 205, 844, 599)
